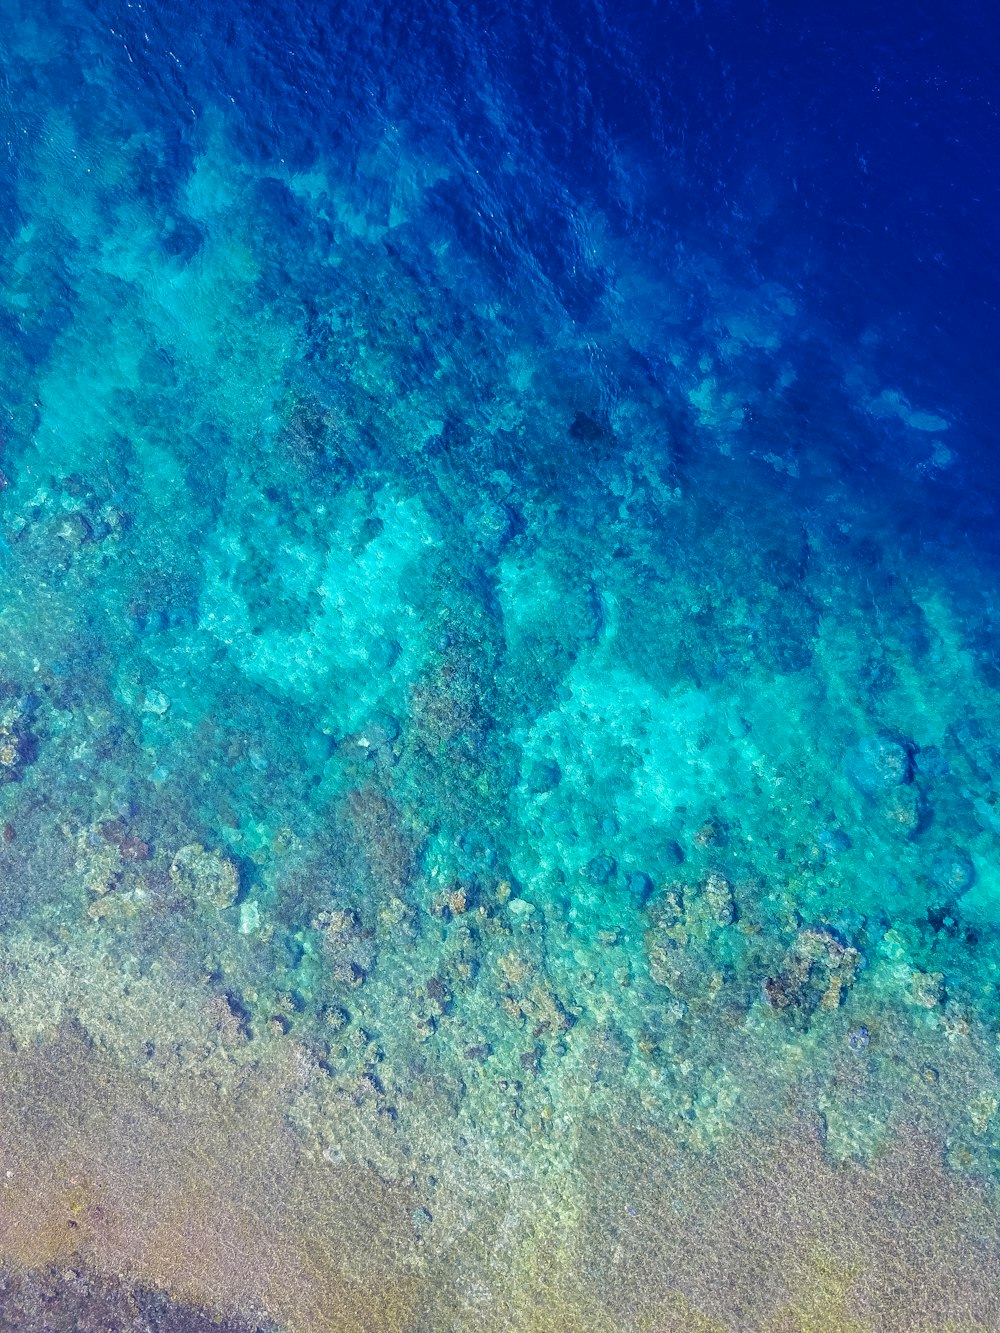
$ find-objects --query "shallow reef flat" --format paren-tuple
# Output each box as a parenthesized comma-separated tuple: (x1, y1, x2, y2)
(0, 2, 997, 1330)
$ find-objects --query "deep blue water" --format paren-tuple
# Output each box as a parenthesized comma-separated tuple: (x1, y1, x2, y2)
(1, 1, 1000, 1327)
(96, 0, 1000, 477)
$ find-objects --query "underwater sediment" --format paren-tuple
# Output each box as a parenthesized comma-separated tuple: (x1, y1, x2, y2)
(0, 1, 998, 1329)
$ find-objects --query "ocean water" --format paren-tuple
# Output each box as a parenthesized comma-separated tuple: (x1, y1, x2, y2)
(0, 0, 998, 1328)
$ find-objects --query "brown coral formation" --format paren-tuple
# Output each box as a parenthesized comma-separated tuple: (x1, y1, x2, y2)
(644, 873, 737, 1003)
(169, 844, 241, 909)
(343, 787, 416, 895)
(765, 927, 862, 1016)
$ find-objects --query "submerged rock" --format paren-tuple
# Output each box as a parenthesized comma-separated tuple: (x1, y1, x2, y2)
(169, 844, 240, 909)
(764, 926, 862, 1018)
(54, 510, 93, 546)
(659, 838, 685, 867)
(586, 854, 617, 885)
(930, 848, 975, 895)
(701, 871, 736, 927)
(465, 499, 516, 553)
(626, 871, 654, 907)
(844, 732, 913, 795)
(332, 960, 366, 989)
(0, 724, 32, 782)
(818, 827, 853, 857)
(694, 817, 729, 848)
(525, 758, 561, 794)
(0, 695, 38, 784)
(0, 1262, 262, 1333)
(313, 907, 361, 938)
(356, 712, 400, 751)
(909, 969, 945, 1008)
(914, 745, 949, 778)
(881, 783, 926, 837)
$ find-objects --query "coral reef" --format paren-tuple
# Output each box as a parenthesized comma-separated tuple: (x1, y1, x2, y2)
(0, 1, 995, 1327)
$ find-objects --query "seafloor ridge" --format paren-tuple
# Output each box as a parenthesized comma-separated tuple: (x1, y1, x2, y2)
(0, 3, 998, 1331)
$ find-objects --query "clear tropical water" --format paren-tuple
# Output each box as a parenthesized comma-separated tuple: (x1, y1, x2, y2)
(0, 1, 998, 1329)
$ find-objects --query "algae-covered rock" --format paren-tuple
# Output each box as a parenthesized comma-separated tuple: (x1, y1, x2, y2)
(909, 969, 945, 1008)
(880, 782, 925, 836)
(313, 907, 360, 938)
(701, 871, 736, 927)
(169, 844, 240, 908)
(643, 874, 736, 1002)
(0, 697, 36, 783)
(646, 873, 735, 952)
(0, 727, 30, 781)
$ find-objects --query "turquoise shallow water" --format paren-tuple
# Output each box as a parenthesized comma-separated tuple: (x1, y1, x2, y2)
(0, 2, 999, 1329)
